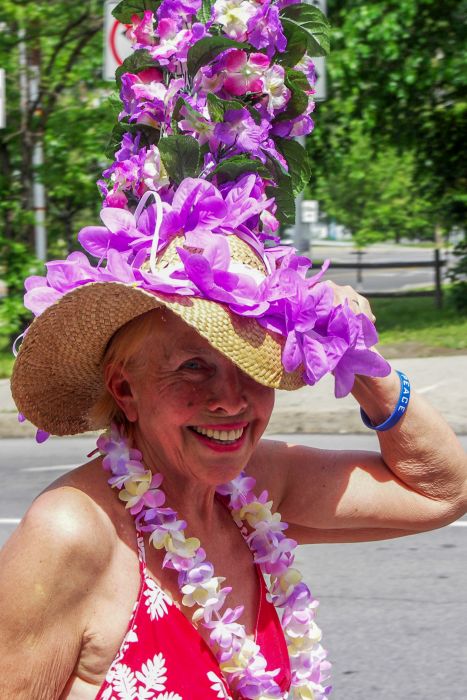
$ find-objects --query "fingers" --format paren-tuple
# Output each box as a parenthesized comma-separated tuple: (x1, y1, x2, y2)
(325, 282, 376, 323)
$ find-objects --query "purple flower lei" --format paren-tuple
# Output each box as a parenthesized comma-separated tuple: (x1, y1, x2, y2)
(99, 424, 332, 699)
(20, 0, 389, 404)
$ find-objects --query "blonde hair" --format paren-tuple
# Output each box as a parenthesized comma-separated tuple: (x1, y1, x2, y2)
(88, 309, 162, 432)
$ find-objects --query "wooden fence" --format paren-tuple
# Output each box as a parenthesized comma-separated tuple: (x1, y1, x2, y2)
(322, 249, 446, 309)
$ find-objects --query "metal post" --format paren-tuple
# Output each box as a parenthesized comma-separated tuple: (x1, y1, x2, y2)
(434, 248, 443, 309)
(29, 62, 47, 261)
(0, 69, 5, 129)
(293, 136, 308, 254)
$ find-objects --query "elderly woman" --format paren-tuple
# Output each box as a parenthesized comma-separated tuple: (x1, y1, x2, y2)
(1, 254, 466, 699)
(1, 2, 466, 697)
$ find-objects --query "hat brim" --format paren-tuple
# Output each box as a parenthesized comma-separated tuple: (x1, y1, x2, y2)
(11, 282, 305, 435)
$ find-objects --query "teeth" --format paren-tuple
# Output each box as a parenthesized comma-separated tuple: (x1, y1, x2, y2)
(192, 426, 244, 441)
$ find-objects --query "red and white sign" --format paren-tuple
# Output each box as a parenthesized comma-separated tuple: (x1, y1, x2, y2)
(103, 1, 133, 81)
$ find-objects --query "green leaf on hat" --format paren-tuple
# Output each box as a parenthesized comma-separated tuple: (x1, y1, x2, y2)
(275, 138, 311, 196)
(278, 21, 308, 67)
(209, 156, 269, 182)
(105, 121, 160, 160)
(206, 94, 243, 122)
(115, 49, 156, 85)
(280, 4, 331, 59)
(265, 161, 296, 227)
(187, 36, 249, 78)
(172, 95, 206, 128)
(196, 0, 215, 24)
(158, 135, 201, 184)
(112, 0, 158, 23)
(275, 69, 310, 122)
(207, 94, 261, 125)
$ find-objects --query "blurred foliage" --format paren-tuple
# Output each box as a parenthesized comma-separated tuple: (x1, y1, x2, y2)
(0, 0, 116, 337)
(0, 236, 40, 344)
(311, 0, 467, 239)
(448, 239, 467, 313)
(0, 0, 114, 249)
(314, 123, 433, 246)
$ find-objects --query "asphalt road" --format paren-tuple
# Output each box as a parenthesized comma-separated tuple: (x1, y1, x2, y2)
(309, 244, 451, 295)
(1, 434, 466, 699)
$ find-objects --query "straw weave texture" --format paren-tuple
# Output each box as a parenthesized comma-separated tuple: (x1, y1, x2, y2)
(12, 236, 304, 435)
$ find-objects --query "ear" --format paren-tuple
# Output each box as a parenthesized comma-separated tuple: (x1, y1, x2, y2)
(105, 363, 139, 423)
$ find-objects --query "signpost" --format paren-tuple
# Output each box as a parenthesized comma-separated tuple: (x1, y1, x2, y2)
(293, 0, 327, 252)
(0, 69, 5, 129)
(103, 0, 133, 80)
(301, 200, 319, 224)
(308, 0, 327, 102)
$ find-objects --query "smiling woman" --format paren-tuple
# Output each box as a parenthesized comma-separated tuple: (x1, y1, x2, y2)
(1, 0, 467, 698)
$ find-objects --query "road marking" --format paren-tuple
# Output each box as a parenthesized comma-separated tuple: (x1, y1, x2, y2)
(418, 381, 448, 395)
(450, 520, 467, 527)
(0, 518, 21, 524)
(21, 464, 77, 473)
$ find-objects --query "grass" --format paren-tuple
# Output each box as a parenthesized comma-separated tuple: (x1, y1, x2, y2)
(371, 292, 467, 353)
(0, 293, 465, 380)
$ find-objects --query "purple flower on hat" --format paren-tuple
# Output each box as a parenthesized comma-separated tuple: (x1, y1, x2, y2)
(220, 50, 269, 96)
(214, 109, 269, 156)
(120, 69, 167, 125)
(328, 305, 391, 397)
(128, 11, 156, 48)
(212, 0, 257, 41)
(23, 252, 110, 317)
(220, 174, 275, 231)
(260, 64, 290, 114)
(169, 178, 228, 240)
(149, 19, 206, 68)
(247, 3, 287, 57)
(271, 114, 315, 138)
(157, 0, 202, 22)
(78, 205, 155, 260)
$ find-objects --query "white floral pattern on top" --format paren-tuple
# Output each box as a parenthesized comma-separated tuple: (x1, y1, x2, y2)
(104, 652, 179, 700)
(143, 576, 173, 621)
(207, 671, 232, 699)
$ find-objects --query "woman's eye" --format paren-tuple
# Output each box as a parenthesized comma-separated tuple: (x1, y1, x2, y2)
(181, 359, 204, 371)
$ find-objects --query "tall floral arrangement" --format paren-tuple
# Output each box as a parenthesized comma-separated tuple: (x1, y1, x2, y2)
(22, 0, 390, 398)
(100, 0, 328, 218)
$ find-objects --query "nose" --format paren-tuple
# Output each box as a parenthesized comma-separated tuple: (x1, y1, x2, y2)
(205, 359, 248, 416)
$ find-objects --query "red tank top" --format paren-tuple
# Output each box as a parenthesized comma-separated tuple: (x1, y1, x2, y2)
(96, 533, 291, 699)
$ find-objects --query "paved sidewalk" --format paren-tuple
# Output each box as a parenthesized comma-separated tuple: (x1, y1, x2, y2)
(1, 355, 466, 437)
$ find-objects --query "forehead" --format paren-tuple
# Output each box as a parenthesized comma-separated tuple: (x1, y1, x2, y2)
(149, 310, 219, 361)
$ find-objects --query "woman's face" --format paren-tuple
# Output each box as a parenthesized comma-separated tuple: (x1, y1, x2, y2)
(110, 311, 275, 487)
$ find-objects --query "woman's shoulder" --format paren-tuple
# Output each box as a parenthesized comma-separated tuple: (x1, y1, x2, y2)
(248, 437, 292, 506)
(5, 458, 117, 576)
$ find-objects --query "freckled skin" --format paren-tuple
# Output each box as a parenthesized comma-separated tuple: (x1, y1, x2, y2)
(106, 310, 275, 498)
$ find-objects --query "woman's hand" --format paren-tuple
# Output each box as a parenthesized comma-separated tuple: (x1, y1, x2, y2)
(326, 280, 376, 323)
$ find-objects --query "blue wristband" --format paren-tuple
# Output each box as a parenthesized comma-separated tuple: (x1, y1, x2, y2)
(360, 370, 410, 432)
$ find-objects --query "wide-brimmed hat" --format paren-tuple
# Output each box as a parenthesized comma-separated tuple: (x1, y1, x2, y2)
(11, 234, 304, 436)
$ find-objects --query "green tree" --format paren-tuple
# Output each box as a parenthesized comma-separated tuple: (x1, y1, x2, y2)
(311, 0, 467, 236)
(0, 0, 111, 249)
(314, 123, 432, 246)
(0, 1, 116, 342)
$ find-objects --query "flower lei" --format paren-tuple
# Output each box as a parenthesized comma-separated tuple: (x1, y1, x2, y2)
(98, 424, 331, 700)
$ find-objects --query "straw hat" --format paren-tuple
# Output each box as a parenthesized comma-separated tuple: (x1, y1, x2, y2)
(11, 234, 304, 436)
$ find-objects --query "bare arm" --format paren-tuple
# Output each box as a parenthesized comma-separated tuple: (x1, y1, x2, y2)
(255, 371, 467, 543)
(252, 287, 467, 543)
(0, 487, 112, 699)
